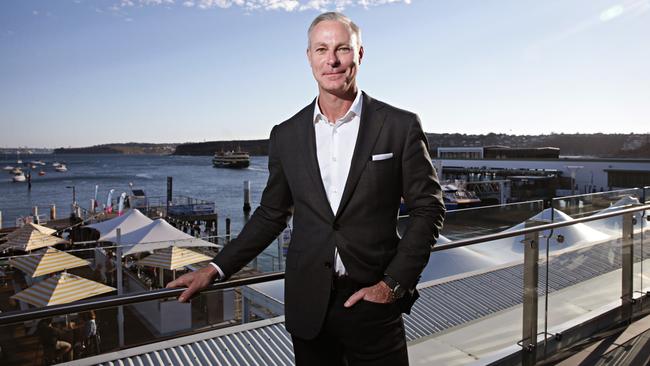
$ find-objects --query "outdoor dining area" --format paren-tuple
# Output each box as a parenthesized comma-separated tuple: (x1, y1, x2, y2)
(0, 208, 222, 365)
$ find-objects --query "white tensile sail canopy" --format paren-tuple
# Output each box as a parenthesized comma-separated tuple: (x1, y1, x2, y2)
(106, 219, 218, 256)
(584, 196, 648, 235)
(470, 208, 610, 263)
(85, 208, 153, 241)
(420, 235, 503, 282)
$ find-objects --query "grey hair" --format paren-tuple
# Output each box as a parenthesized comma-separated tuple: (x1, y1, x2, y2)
(307, 12, 362, 49)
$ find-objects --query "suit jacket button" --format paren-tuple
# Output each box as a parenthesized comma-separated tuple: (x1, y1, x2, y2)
(324, 262, 332, 269)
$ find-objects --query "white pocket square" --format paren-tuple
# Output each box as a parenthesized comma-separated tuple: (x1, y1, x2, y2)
(372, 153, 393, 161)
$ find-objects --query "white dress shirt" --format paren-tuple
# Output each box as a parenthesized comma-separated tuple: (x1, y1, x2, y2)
(211, 91, 363, 279)
(313, 90, 362, 276)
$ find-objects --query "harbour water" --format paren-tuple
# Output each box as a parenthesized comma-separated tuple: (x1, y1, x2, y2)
(0, 154, 270, 232)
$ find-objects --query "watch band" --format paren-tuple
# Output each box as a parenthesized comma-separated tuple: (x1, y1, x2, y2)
(383, 274, 406, 299)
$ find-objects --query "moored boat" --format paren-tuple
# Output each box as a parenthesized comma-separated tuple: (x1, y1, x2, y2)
(55, 164, 68, 172)
(441, 181, 482, 210)
(12, 171, 26, 182)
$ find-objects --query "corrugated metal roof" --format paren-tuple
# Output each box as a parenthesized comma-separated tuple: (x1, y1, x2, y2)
(66, 239, 649, 366)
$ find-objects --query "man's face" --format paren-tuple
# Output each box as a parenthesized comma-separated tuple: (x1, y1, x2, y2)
(307, 20, 363, 96)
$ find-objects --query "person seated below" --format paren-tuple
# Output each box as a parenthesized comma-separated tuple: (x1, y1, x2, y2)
(37, 318, 72, 362)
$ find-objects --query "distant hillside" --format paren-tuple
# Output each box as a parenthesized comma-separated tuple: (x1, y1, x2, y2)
(51, 134, 650, 158)
(54, 143, 177, 155)
(173, 140, 268, 156)
(173, 133, 650, 158)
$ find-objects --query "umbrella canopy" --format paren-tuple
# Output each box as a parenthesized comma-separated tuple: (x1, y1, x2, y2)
(9, 247, 90, 277)
(85, 208, 153, 241)
(109, 219, 218, 256)
(0, 223, 67, 252)
(11, 272, 115, 307)
(137, 246, 213, 270)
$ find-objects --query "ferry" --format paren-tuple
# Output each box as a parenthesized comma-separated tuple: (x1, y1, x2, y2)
(212, 150, 250, 169)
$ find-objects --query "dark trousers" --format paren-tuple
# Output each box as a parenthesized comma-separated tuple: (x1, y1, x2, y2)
(292, 277, 408, 366)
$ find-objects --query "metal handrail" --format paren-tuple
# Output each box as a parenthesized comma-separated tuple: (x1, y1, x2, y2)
(432, 203, 649, 251)
(0, 272, 284, 326)
(1, 203, 648, 326)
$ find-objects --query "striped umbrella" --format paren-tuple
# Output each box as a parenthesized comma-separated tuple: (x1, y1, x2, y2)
(11, 272, 115, 307)
(0, 223, 67, 252)
(9, 247, 90, 277)
(137, 246, 213, 270)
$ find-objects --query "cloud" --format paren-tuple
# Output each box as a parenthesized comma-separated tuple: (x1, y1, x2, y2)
(114, 0, 412, 11)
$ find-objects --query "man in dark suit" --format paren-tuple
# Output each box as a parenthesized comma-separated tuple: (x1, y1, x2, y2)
(168, 12, 445, 366)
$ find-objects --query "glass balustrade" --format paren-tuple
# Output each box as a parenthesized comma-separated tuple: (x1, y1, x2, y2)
(1, 200, 649, 366)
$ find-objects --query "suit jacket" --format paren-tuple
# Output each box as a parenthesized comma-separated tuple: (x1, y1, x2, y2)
(212, 92, 445, 339)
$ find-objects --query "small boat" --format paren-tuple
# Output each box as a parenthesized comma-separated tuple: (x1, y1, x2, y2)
(3, 165, 13, 171)
(212, 149, 250, 168)
(12, 171, 26, 182)
(55, 164, 68, 172)
(10, 167, 22, 175)
(38, 170, 46, 176)
(52, 161, 62, 167)
(441, 181, 482, 210)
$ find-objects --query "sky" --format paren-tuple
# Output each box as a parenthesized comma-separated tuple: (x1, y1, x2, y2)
(1, 0, 649, 148)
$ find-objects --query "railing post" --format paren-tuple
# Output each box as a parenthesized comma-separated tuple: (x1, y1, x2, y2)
(277, 237, 284, 271)
(621, 212, 634, 321)
(522, 224, 539, 366)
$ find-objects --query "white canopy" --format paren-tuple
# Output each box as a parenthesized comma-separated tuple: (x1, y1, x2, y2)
(471, 208, 610, 263)
(86, 209, 153, 241)
(585, 196, 648, 235)
(106, 219, 218, 256)
(421, 235, 503, 282)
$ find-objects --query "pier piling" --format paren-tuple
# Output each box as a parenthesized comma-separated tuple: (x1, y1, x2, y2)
(166, 176, 173, 217)
(32, 206, 39, 224)
(226, 218, 231, 243)
(0, 211, 3, 230)
(243, 180, 251, 213)
(50, 204, 56, 220)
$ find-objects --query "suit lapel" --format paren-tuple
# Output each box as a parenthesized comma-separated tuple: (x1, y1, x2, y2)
(298, 99, 336, 219)
(335, 93, 386, 218)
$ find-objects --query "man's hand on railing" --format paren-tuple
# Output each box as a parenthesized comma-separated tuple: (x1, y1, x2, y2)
(166, 265, 219, 303)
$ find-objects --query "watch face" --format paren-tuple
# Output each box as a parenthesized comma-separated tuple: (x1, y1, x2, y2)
(394, 286, 406, 299)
